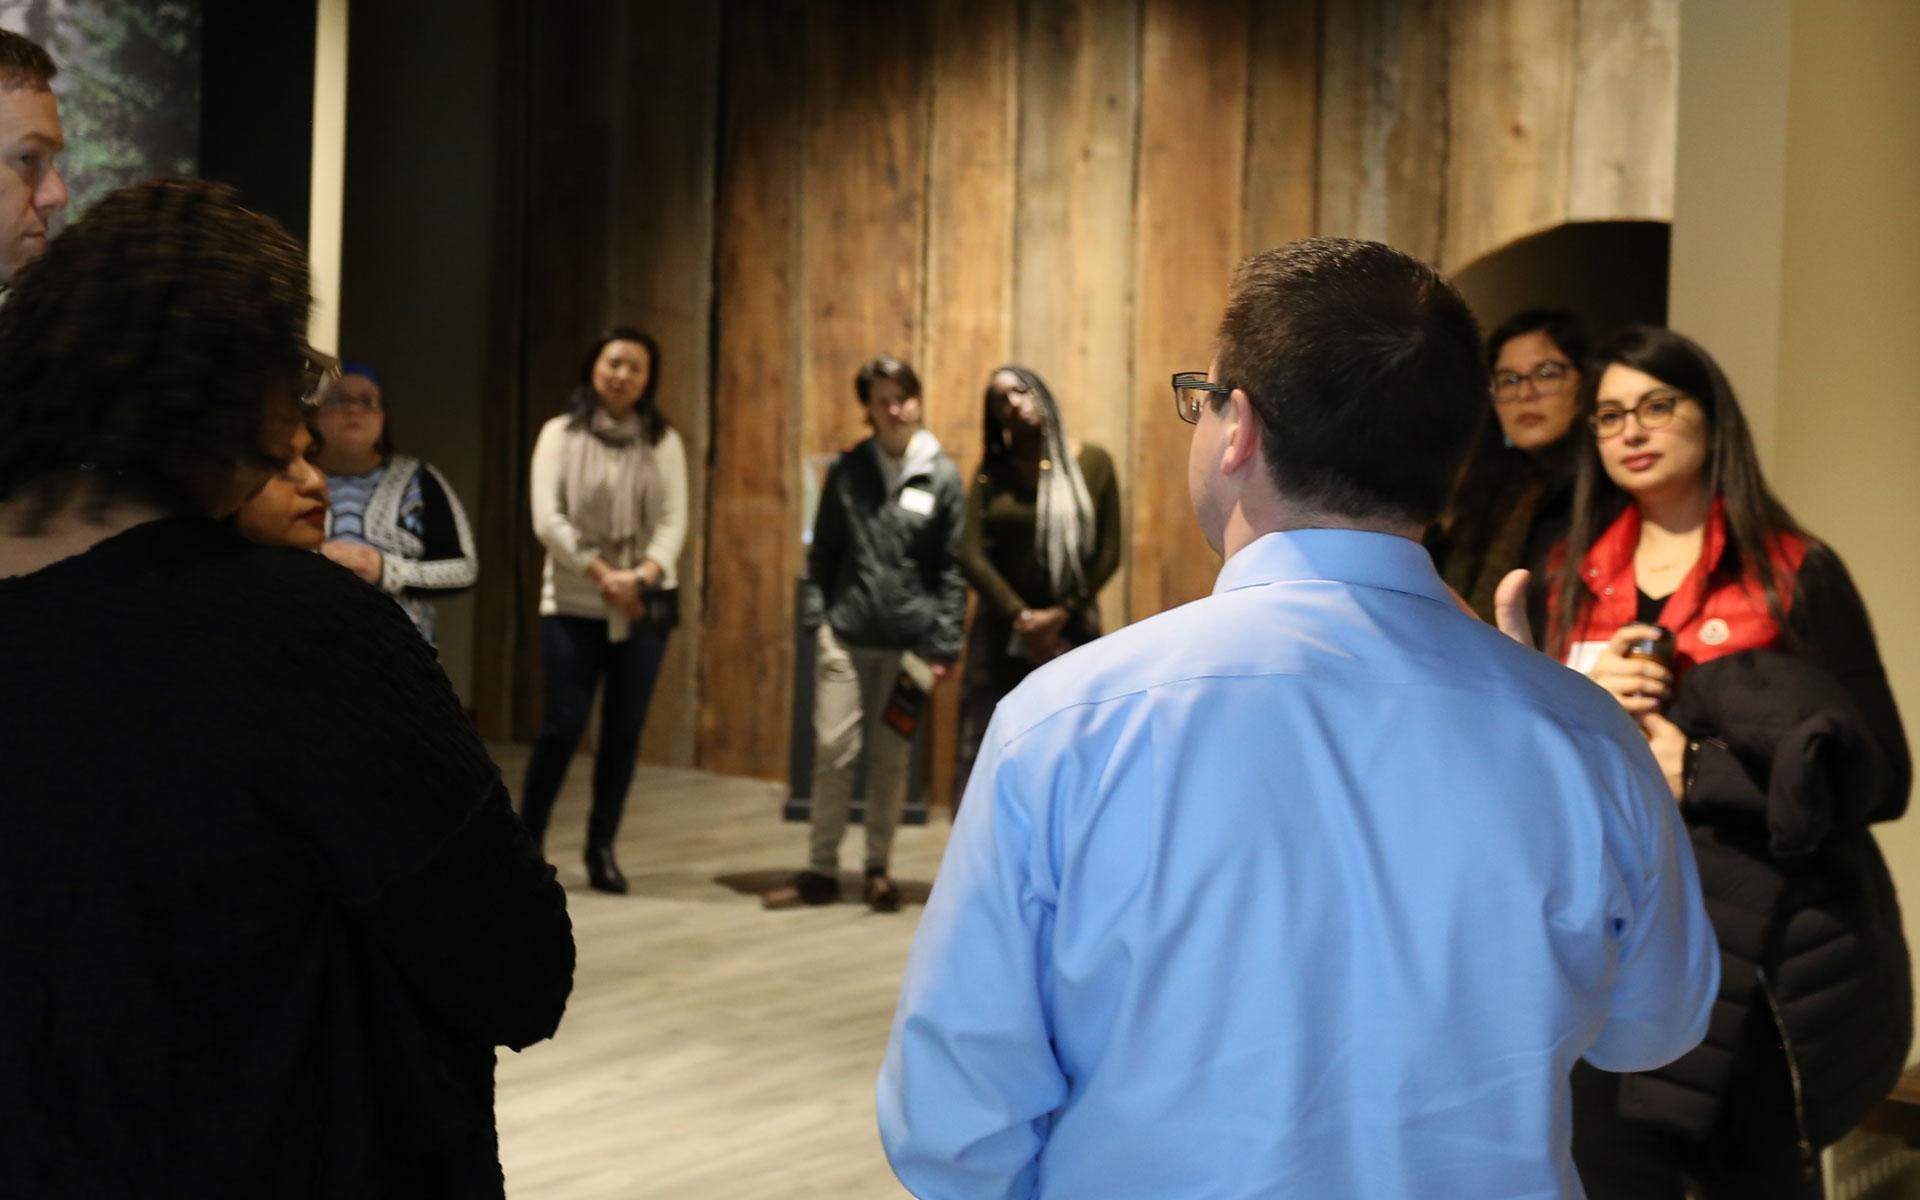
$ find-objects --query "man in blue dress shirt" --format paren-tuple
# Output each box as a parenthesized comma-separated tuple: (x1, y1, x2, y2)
(877, 238, 1718, 1199)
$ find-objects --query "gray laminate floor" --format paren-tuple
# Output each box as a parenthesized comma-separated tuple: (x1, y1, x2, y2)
(490, 748, 948, 1199)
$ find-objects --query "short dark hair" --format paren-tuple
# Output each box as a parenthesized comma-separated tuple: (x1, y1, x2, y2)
(1216, 238, 1486, 524)
(855, 355, 921, 405)
(0, 29, 56, 91)
(0, 178, 311, 523)
(567, 325, 668, 445)
(1485, 307, 1587, 371)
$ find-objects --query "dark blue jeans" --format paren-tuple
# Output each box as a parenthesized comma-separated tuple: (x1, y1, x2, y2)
(519, 615, 669, 851)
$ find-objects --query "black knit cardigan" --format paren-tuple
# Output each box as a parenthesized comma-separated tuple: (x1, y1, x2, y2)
(0, 518, 574, 1197)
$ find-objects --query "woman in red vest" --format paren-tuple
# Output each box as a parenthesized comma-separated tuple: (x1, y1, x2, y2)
(1547, 324, 1909, 1198)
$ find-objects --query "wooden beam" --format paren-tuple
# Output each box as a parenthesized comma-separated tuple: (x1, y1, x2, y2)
(798, 0, 931, 461)
(1245, 0, 1321, 256)
(699, 0, 807, 779)
(924, 0, 1019, 809)
(1014, 0, 1142, 631)
(1131, 0, 1250, 619)
(1316, 0, 1448, 266)
(1444, 0, 1575, 270)
(606, 2, 723, 768)
(1568, 0, 1679, 223)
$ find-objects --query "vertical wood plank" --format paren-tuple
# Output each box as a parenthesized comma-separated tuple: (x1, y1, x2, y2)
(1014, 0, 1141, 631)
(1315, 0, 1448, 266)
(798, 0, 930, 462)
(473, 0, 616, 743)
(1130, 0, 1250, 619)
(1244, 0, 1321, 256)
(1568, 0, 1678, 222)
(1443, 0, 1575, 270)
(473, 0, 532, 742)
(699, 0, 806, 779)
(925, 0, 1018, 809)
(606, 2, 723, 768)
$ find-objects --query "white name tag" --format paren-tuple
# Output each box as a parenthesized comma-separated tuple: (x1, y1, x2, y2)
(898, 487, 935, 516)
(1565, 641, 1608, 675)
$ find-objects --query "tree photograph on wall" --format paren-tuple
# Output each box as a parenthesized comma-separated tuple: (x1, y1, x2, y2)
(0, 0, 201, 222)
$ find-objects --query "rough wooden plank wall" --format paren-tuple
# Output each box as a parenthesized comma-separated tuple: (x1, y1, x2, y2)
(1130, 0, 1251, 619)
(699, 0, 807, 778)
(1444, 0, 1576, 270)
(1014, 0, 1142, 634)
(1568, 0, 1679, 223)
(1245, 0, 1321, 256)
(607, 2, 722, 768)
(923, 0, 1019, 809)
(494, 1, 618, 743)
(799, 1, 930, 460)
(1316, 0, 1449, 265)
(476, 0, 1683, 786)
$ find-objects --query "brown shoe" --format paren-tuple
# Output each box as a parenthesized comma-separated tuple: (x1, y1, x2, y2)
(762, 870, 840, 910)
(864, 869, 901, 914)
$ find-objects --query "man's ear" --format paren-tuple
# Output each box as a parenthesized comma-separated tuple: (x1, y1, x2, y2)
(1221, 388, 1262, 477)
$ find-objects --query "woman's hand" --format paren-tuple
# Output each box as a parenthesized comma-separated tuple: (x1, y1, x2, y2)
(635, 558, 665, 591)
(321, 540, 383, 586)
(1014, 606, 1069, 635)
(1642, 711, 1688, 801)
(1588, 624, 1673, 718)
(1013, 607, 1070, 665)
(598, 567, 645, 615)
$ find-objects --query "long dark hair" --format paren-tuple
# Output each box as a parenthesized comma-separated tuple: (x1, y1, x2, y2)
(1548, 324, 1807, 656)
(568, 325, 667, 445)
(1438, 309, 1588, 551)
(980, 364, 1095, 598)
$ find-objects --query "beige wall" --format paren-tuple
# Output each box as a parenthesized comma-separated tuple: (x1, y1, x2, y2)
(1673, 0, 1920, 1057)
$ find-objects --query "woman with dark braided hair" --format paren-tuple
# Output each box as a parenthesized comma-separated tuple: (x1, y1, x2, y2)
(952, 364, 1121, 801)
(0, 178, 573, 1197)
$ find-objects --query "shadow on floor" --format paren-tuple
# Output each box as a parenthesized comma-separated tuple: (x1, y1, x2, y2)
(713, 869, 934, 908)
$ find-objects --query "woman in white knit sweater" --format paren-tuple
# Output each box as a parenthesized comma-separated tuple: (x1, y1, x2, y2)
(521, 326, 688, 894)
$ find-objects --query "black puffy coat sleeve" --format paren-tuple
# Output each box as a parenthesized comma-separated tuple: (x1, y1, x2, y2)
(1790, 544, 1910, 823)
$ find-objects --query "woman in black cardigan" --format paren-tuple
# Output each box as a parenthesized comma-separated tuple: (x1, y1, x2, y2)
(0, 179, 574, 1198)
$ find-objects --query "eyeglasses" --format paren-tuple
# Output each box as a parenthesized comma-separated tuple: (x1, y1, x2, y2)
(1590, 391, 1691, 439)
(300, 348, 341, 407)
(320, 388, 383, 413)
(1492, 361, 1573, 402)
(1172, 371, 1231, 424)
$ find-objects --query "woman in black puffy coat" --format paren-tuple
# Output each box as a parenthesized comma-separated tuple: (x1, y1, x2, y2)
(1544, 325, 1908, 1199)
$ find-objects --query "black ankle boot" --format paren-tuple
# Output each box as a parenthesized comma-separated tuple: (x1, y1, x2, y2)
(585, 845, 628, 894)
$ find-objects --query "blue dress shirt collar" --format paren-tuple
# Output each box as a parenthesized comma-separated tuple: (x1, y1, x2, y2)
(1213, 528, 1455, 607)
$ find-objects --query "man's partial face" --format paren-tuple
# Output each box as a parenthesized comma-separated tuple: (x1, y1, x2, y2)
(1187, 358, 1231, 555)
(865, 376, 922, 453)
(0, 85, 66, 285)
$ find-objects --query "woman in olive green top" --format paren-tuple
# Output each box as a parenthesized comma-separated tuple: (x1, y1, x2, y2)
(954, 365, 1122, 801)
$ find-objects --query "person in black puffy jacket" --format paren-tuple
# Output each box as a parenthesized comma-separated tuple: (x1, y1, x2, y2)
(1539, 325, 1908, 1199)
(765, 356, 966, 913)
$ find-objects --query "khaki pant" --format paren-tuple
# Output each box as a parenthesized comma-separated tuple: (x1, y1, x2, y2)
(809, 625, 910, 875)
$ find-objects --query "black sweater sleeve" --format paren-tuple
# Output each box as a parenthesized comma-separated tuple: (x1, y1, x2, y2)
(1789, 544, 1911, 823)
(370, 776, 575, 1050)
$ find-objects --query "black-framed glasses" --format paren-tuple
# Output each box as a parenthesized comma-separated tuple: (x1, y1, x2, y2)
(1492, 360, 1573, 401)
(1172, 371, 1231, 424)
(1590, 391, 1690, 439)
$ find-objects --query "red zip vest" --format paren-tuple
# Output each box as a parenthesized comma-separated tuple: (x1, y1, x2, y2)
(1561, 499, 1808, 678)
